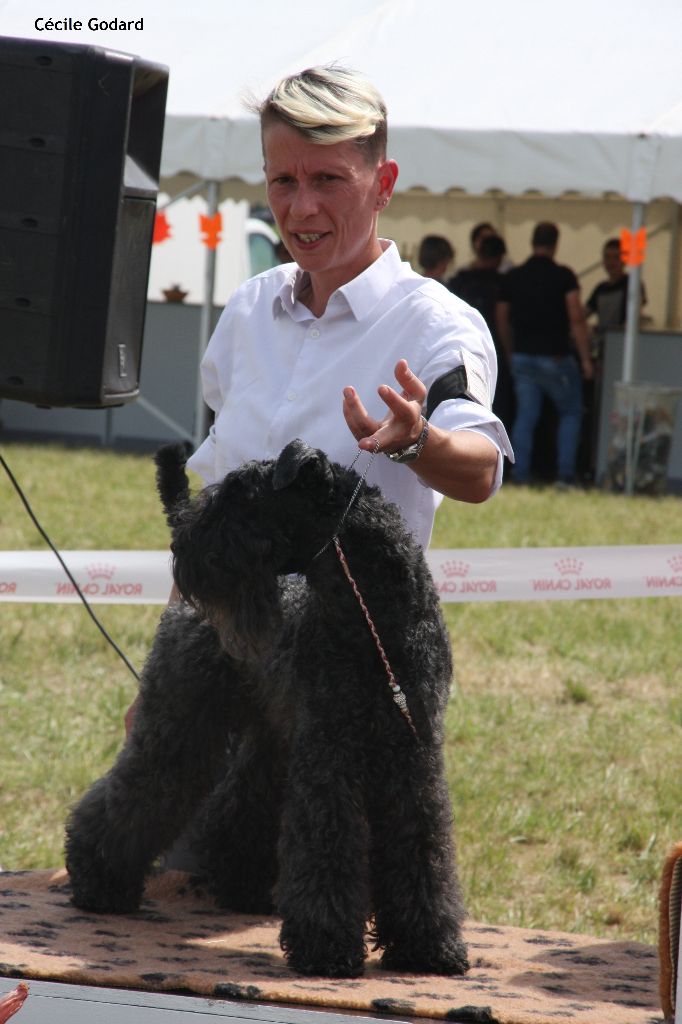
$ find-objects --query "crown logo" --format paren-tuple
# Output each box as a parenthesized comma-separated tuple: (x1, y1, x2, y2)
(442, 560, 470, 578)
(555, 557, 583, 576)
(668, 555, 682, 573)
(85, 563, 116, 581)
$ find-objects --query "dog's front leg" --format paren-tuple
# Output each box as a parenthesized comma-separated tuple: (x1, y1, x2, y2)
(367, 737, 469, 975)
(277, 710, 370, 978)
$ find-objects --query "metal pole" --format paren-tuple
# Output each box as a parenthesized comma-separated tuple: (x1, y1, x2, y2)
(104, 407, 113, 446)
(621, 202, 646, 494)
(193, 180, 220, 451)
(621, 202, 645, 385)
(664, 201, 681, 328)
(158, 179, 208, 210)
(137, 395, 192, 441)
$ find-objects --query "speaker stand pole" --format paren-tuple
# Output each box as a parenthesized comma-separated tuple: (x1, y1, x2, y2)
(193, 180, 220, 451)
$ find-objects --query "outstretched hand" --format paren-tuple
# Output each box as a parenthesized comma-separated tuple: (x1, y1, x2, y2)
(343, 359, 426, 454)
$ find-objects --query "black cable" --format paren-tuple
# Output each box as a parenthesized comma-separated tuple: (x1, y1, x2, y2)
(1, 449, 140, 681)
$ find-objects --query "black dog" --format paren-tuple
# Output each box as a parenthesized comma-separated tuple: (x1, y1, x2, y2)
(66, 440, 469, 978)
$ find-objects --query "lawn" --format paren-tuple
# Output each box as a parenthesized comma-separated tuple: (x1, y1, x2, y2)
(1, 440, 680, 944)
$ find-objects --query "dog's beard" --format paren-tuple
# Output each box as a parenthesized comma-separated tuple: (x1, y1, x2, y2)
(189, 580, 283, 662)
(172, 523, 284, 661)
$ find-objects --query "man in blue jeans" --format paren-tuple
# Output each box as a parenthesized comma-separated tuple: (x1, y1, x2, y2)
(496, 222, 593, 487)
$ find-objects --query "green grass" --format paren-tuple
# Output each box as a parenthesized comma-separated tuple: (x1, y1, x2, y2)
(1, 440, 681, 944)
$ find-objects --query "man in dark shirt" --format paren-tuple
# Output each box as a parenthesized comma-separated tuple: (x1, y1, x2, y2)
(586, 237, 647, 342)
(496, 222, 593, 486)
(449, 234, 514, 431)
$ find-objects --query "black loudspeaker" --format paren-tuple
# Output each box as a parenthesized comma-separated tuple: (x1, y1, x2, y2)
(0, 36, 168, 407)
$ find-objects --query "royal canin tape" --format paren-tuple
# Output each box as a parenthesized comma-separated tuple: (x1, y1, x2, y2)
(1, 547, 681, 604)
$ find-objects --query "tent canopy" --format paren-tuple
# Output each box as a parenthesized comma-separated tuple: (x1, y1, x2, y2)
(3, 0, 682, 200)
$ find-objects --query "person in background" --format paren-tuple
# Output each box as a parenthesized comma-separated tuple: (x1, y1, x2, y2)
(448, 234, 514, 432)
(465, 222, 514, 273)
(469, 222, 495, 261)
(585, 237, 647, 345)
(417, 234, 455, 282)
(579, 237, 647, 481)
(496, 221, 592, 489)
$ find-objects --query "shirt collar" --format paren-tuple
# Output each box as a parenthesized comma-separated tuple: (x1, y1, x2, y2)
(273, 240, 402, 322)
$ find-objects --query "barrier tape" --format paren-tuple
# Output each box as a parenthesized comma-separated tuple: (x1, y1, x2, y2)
(1, 546, 681, 604)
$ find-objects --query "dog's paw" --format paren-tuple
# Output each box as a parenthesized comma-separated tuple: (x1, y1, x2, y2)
(67, 869, 144, 915)
(280, 923, 366, 978)
(285, 948, 366, 978)
(66, 846, 144, 914)
(380, 937, 469, 976)
(69, 883, 143, 915)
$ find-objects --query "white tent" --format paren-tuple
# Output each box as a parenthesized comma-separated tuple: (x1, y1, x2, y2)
(157, 0, 682, 206)
(4, 0, 682, 199)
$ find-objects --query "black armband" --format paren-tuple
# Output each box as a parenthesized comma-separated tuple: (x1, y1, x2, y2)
(425, 365, 470, 420)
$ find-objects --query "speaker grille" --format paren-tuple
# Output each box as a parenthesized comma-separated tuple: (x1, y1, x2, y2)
(0, 37, 168, 407)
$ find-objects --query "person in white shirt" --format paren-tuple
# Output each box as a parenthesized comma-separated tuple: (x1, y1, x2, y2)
(126, 65, 513, 867)
(187, 64, 513, 550)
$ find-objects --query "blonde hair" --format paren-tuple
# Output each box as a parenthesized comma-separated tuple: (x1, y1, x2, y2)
(254, 65, 387, 160)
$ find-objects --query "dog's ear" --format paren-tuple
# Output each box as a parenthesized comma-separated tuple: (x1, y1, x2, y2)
(272, 439, 334, 492)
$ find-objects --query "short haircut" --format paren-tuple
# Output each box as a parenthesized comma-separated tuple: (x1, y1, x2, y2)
(254, 65, 387, 162)
(470, 222, 495, 247)
(532, 221, 559, 249)
(418, 235, 455, 270)
(604, 237, 622, 252)
(479, 234, 506, 260)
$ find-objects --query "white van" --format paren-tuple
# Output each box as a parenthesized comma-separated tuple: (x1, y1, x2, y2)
(247, 217, 281, 277)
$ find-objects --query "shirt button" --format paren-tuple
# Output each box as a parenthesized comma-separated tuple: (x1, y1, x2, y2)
(287, 391, 297, 401)
(309, 327, 320, 338)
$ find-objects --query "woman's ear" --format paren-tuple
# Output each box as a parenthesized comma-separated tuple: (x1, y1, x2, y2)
(377, 159, 399, 207)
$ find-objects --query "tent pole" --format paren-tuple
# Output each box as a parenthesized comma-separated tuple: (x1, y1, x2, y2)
(665, 201, 681, 328)
(193, 180, 220, 451)
(620, 202, 646, 495)
(158, 179, 207, 210)
(621, 201, 645, 385)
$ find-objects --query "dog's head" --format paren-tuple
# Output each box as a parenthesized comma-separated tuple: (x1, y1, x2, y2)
(154, 440, 345, 658)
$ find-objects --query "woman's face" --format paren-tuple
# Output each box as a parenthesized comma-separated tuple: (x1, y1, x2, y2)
(264, 120, 396, 293)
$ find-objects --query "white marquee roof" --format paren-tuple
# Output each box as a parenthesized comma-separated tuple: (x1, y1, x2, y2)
(3, 0, 682, 200)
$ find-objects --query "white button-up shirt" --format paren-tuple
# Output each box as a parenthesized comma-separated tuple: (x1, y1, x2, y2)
(188, 241, 513, 550)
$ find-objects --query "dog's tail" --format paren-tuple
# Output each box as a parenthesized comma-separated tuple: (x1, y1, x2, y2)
(154, 442, 193, 528)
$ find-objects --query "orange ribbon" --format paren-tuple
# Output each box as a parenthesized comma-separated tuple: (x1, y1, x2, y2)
(199, 212, 223, 249)
(620, 227, 647, 267)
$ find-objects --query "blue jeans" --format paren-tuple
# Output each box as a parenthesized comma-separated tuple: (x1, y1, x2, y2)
(510, 353, 583, 483)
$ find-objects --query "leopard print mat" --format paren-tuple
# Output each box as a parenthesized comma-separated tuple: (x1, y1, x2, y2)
(0, 869, 662, 1024)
